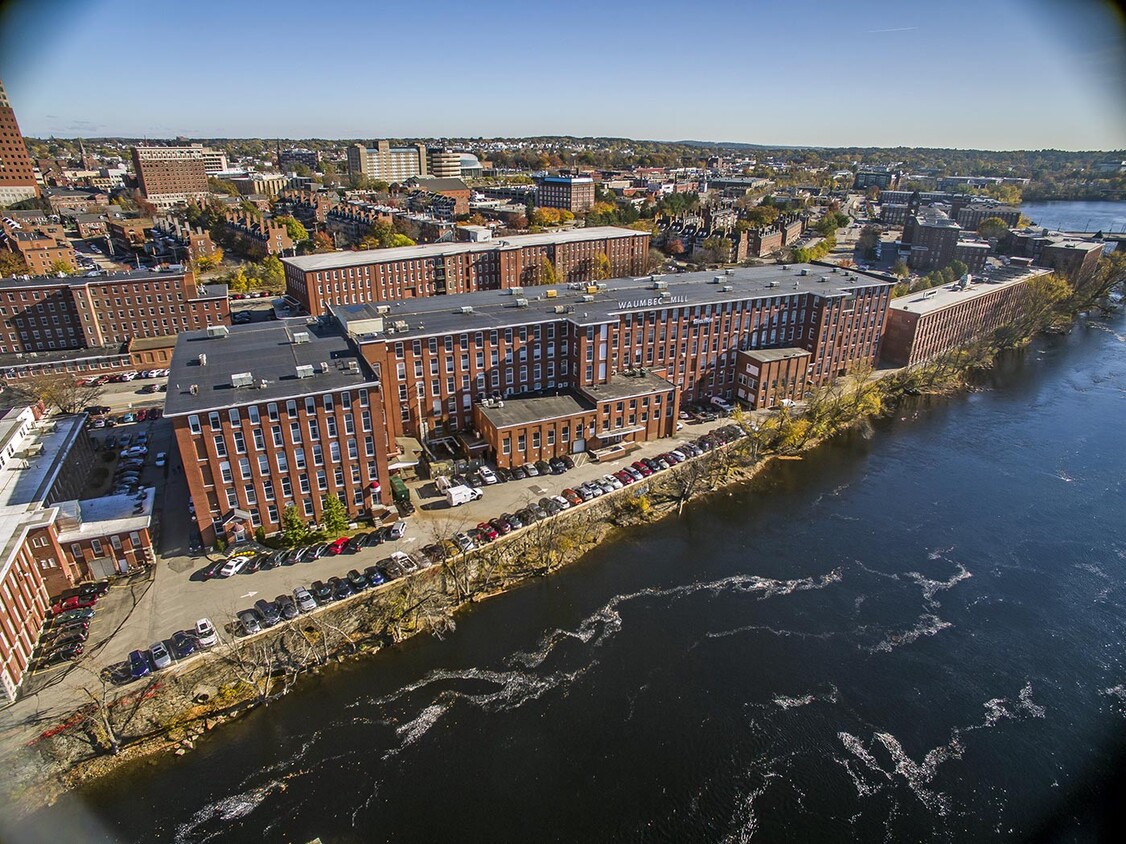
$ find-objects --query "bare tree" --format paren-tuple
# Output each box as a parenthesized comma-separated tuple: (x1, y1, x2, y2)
(8, 373, 108, 415)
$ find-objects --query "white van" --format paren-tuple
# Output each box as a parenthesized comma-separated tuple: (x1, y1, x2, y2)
(709, 396, 734, 414)
(445, 485, 483, 507)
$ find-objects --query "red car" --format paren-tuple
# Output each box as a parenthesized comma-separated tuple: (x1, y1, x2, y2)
(326, 536, 350, 555)
(631, 461, 653, 477)
(561, 488, 583, 506)
(476, 521, 499, 541)
(50, 594, 97, 616)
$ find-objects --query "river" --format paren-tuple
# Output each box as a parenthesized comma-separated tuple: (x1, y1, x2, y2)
(25, 311, 1126, 843)
(1020, 199, 1126, 234)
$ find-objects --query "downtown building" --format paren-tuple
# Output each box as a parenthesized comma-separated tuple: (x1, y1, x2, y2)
(0, 267, 229, 378)
(281, 227, 652, 316)
(346, 141, 459, 183)
(131, 145, 221, 207)
(167, 262, 891, 544)
(0, 81, 39, 208)
(536, 175, 596, 214)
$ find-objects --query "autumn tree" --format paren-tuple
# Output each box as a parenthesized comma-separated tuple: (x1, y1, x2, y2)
(891, 260, 909, 279)
(48, 259, 76, 276)
(321, 494, 349, 535)
(977, 216, 1010, 240)
(0, 251, 28, 277)
(538, 257, 559, 285)
(593, 252, 612, 280)
(193, 247, 224, 273)
(275, 215, 308, 244)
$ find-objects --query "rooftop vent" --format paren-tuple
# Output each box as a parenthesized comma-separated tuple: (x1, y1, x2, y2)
(206, 325, 229, 338)
(459, 305, 474, 314)
(820, 275, 830, 282)
(292, 331, 310, 344)
(198, 353, 208, 366)
(392, 320, 409, 332)
(766, 281, 779, 288)
(509, 286, 524, 296)
(514, 298, 529, 308)
(319, 361, 330, 373)
(652, 279, 668, 290)
(375, 304, 391, 315)
(295, 364, 314, 379)
(711, 275, 723, 284)
(230, 372, 254, 388)
(553, 305, 569, 314)
(580, 294, 595, 303)
(799, 268, 809, 276)
(725, 268, 735, 275)
(721, 284, 734, 292)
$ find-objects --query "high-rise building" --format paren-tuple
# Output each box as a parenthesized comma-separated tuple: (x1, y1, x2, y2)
(131, 145, 215, 207)
(0, 81, 40, 208)
(427, 149, 462, 179)
(346, 141, 430, 183)
(536, 175, 596, 213)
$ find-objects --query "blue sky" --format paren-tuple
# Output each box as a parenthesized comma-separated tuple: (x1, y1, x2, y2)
(1, 0, 1124, 149)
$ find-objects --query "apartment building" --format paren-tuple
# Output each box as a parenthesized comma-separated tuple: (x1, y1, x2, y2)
(0, 80, 39, 208)
(1037, 240, 1104, 283)
(0, 266, 229, 356)
(164, 321, 389, 546)
(880, 266, 1049, 367)
(955, 202, 1022, 231)
(131, 145, 214, 207)
(1, 221, 77, 275)
(282, 227, 651, 316)
(536, 175, 596, 214)
(222, 213, 294, 258)
(279, 149, 319, 170)
(903, 209, 989, 274)
(346, 141, 430, 183)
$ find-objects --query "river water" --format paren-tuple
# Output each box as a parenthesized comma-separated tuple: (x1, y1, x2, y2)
(28, 312, 1126, 843)
(1020, 199, 1126, 234)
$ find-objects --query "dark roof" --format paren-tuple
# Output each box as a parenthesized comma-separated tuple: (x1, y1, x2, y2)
(0, 267, 192, 289)
(163, 318, 379, 417)
(580, 371, 675, 402)
(407, 176, 468, 192)
(742, 347, 811, 363)
(476, 393, 592, 428)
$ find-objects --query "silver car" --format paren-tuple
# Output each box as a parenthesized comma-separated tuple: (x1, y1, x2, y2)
(293, 586, 316, 612)
(149, 641, 172, 669)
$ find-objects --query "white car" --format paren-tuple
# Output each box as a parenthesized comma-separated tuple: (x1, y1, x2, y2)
(477, 466, 498, 485)
(154, 452, 167, 467)
(388, 520, 407, 541)
(551, 495, 572, 511)
(219, 556, 250, 577)
(194, 618, 219, 647)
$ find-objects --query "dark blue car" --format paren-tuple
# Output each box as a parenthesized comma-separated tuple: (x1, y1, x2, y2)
(128, 649, 151, 680)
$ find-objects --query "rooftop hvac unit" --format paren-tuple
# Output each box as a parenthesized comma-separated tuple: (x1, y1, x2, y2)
(766, 281, 779, 288)
(295, 364, 314, 378)
(514, 298, 529, 308)
(509, 287, 524, 296)
(781, 264, 788, 270)
(652, 279, 668, 290)
(659, 290, 672, 298)
(553, 305, 568, 314)
(346, 360, 360, 373)
(711, 276, 723, 284)
(799, 268, 809, 276)
(459, 305, 474, 314)
(198, 353, 208, 366)
(820, 276, 830, 282)
(319, 361, 330, 373)
(725, 269, 735, 275)
(721, 285, 733, 292)
(392, 320, 409, 332)
(375, 304, 391, 315)
(292, 331, 310, 344)
(206, 325, 229, 338)
(230, 372, 254, 388)
(545, 289, 558, 298)
(581, 294, 595, 303)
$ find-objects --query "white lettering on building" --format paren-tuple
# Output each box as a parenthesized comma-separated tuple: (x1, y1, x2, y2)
(615, 295, 689, 309)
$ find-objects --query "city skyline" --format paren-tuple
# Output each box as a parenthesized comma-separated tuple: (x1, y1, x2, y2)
(0, 0, 1124, 151)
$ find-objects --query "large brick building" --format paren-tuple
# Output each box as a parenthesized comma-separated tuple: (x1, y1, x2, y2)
(282, 227, 652, 316)
(0, 267, 229, 357)
(903, 209, 989, 274)
(0, 81, 39, 208)
(1037, 240, 1104, 284)
(879, 265, 1050, 367)
(536, 175, 596, 214)
(131, 145, 211, 207)
(165, 322, 389, 546)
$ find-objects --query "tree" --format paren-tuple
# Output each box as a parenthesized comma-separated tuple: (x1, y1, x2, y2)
(857, 225, 882, 259)
(281, 504, 312, 547)
(48, 259, 76, 276)
(321, 494, 349, 535)
(538, 257, 559, 285)
(977, 216, 1010, 240)
(891, 260, 909, 279)
(275, 215, 308, 244)
(593, 252, 612, 280)
(312, 231, 334, 253)
(0, 251, 28, 277)
(18, 373, 107, 415)
(224, 267, 250, 293)
(743, 205, 780, 228)
(193, 247, 224, 273)
(208, 177, 239, 197)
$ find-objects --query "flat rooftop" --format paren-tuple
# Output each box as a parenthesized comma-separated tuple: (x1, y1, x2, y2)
(476, 393, 592, 428)
(164, 318, 380, 417)
(581, 371, 676, 402)
(55, 488, 154, 544)
(0, 266, 192, 289)
(890, 266, 1049, 317)
(335, 263, 889, 342)
(742, 347, 812, 363)
(282, 226, 646, 272)
(0, 413, 86, 509)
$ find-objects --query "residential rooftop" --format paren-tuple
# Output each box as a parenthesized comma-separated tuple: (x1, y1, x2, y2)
(890, 265, 1050, 317)
(163, 318, 379, 417)
(0, 266, 198, 289)
(742, 347, 813, 362)
(476, 392, 592, 428)
(332, 263, 890, 342)
(282, 226, 646, 272)
(55, 488, 154, 544)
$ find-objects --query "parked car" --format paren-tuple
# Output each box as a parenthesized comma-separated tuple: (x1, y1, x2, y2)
(347, 569, 369, 592)
(379, 557, 406, 579)
(363, 565, 387, 587)
(50, 594, 97, 616)
(561, 488, 583, 506)
(329, 576, 355, 600)
(345, 534, 368, 554)
(421, 544, 447, 565)
(560, 455, 575, 470)
(548, 457, 567, 474)
(219, 556, 250, 577)
(476, 521, 499, 541)
(283, 548, 304, 565)
(534, 460, 552, 476)
(326, 536, 350, 556)
(262, 549, 288, 570)
(388, 520, 408, 541)
(195, 618, 219, 648)
(363, 529, 387, 547)
(275, 594, 299, 620)
(551, 494, 572, 511)
(541, 497, 563, 516)
(501, 511, 524, 530)
(602, 474, 624, 490)
(45, 628, 88, 649)
(255, 599, 281, 627)
(154, 452, 167, 467)
(128, 649, 151, 679)
(453, 532, 476, 553)
(523, 462, 539, 477)
(148, 641, 172, 669)
(477, 466, 498, 485)
(631, 461, 653, 477)
(50, 608, 95, 626)
(310, 580, 333, 603)
(510, 465, 527, 480)
(390, 551, 417, 574)
(293, 586, 317, 612)
(171, 631, 198, 659)
(528, 501, 549, 520)
(243, 554, 267, 574)
(238, 609, 262, 635)
(77, 580, 110, 598)
(37, 643, 83, 666)
(489, 517, 512, 536)
(494, 467, 512, 483)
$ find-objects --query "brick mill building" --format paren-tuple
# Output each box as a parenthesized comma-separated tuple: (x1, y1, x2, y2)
(167, 262, 891, 542)
(281, 227, 651, 316)
(879, 265, 1051, 367)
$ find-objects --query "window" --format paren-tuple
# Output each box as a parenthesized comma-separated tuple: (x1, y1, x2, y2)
(208, 412, 221, 431)
(267, 402, 279, 421)
(219, 461, 232, 483)
(188, 415, 201, 434)
(213, 435, 227, 457)
(248, 406, 260, 424)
